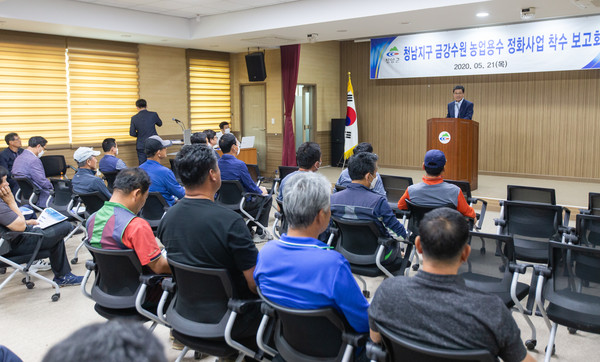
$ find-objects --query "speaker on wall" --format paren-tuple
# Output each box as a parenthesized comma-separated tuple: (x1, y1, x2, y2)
(331, 118, 345, 167)
(245, 52, 267, 82)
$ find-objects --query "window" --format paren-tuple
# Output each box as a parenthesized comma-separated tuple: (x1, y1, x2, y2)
(188, 51, 231, 132)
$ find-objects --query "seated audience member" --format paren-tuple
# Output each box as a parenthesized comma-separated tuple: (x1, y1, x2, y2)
(203, 129, 220, 159)
(158, 144, 261, 336)
(331, 153, 406, 264)
(255, 171, 370, 333)
(0, 166, 82, 286)
(218, 133, 272, 234)
(42, 319, 167, 362)
(335, 142, 386, 197)
(215, 121, 230, 142)
(369, 208, 535, 362)
(190, 132, 207, 145)
(139, 136, 184, 206)
(72, 147, 112, 200)
(12, 136, 53, 207)
(0, 132, 24, 195)
(276, 141, 322, 202)
(397, 149, 475, 218)
(98, 138, 127, 173)
(0, 345, 22, 362)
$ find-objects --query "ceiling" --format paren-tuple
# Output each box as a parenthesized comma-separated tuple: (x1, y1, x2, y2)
(1, 0, 600, 52)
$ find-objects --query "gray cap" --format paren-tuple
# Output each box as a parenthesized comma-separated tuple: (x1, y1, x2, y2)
(144, 135, 172, 155)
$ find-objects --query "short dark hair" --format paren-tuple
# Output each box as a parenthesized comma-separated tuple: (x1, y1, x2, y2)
(348, 152, 378, 180)
(0, 166, 9, 179)
(102, 138, 116, 152)
(4, 133, 18, 145)
(42, 319, 167, 362)
(28, 136, 47, 148)
(419, 207, 469, 261)
(296, 142, 321, 169)
(136, 99, 147, 108)
(219, 133, 237, 153)
(219, 121, 229, 130)
(175, 144, 218, 188)
(453, 85, 465, 93)
(203, 129, 216, 140)
(190, 132, 207, 144)
(353, 142, 373, 155)
(113, 168, 150, 194)
(424, 166, 444, 177)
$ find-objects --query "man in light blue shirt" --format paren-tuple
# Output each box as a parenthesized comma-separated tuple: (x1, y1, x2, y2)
(72, 147, 112, 200)
(334, 142, 386, 197)
(139, 136, 184, 206)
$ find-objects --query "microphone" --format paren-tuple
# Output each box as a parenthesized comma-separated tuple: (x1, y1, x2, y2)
(172, 118, 182, 123)
(172, 118, 185, 132)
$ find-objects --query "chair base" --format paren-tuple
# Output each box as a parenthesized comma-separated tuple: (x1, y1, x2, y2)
(172, 330, 240, 359)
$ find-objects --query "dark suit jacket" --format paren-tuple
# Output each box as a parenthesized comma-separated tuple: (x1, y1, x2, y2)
(129, 109, 162, 150)
(446, 99, 474, 120)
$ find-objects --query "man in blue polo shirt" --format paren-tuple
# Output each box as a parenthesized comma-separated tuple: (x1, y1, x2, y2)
(98, 138, 127, 173)
(139, 136, 184, 206)
(218, 133, 272, 235)
(254, 171, 369, 334)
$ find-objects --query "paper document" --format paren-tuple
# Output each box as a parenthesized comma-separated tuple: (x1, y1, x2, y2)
(240, 136, 255, 149)
(36, 207, 68, 229)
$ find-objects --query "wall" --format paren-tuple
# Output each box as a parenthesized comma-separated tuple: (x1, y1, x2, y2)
(231, 41, 341, 174)
(340, 41, 600, 180)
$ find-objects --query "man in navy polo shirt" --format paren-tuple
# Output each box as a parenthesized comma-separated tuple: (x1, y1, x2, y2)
(98, 138, 127, 173)
(254, 171, 369, 334)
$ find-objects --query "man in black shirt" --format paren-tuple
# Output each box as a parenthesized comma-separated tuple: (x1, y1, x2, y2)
(129, 99, 163, 165)
(158, 144, 260, 336)
(0, 133, 24, 195)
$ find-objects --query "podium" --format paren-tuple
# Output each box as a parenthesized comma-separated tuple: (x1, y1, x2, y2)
(427, 118, 479, 190)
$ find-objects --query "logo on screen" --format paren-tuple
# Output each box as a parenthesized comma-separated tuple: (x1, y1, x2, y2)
(439, 131, 451, 144)
(386, 46, 400, 57)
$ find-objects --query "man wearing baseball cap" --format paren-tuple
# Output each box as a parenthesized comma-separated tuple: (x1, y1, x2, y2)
(72, 147, 112, 200)
(139, 135, 184, 206)
(397, 149, 475, 218)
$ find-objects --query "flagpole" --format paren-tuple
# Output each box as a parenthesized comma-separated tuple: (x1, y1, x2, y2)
(342, 72, 352, 169)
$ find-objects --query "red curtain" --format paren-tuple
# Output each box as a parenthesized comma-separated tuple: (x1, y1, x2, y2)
(280, 44, 301, 166)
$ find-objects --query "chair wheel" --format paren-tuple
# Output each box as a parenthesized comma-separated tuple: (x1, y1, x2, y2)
(26, 281, 35, 289)
(545, 344, 555, 356)
(21, 277, 27, 284)
(412, 264, 419, 271)
(51, 293, 60, 302)
(525, 339, 536, 350)
(71, 257, 78, 264)
(0, 267, 6, 274)
(480, 248, 486, 255)
(362, 290, 370, 298)
(568, 328, 577, 334)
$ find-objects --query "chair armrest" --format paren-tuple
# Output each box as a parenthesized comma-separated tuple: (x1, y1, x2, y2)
(260, 301, 275, 317)
(85, 260, 96, 272)
(533, 264, 552, 278)
(508, 262, 531, 274)
(244, 192, 269, 199)
(366, 341, 387, 362)
(227, 298, 262, 314)
(257, 176, 265, 182)
(579, 209, 591, 215)
(377, 237, 395, 248)
(161, 277, 176, 293)
(139, 274, 170, 287)
(394, 209, 410, 219)
(562, 207, 571, 227)
(341, 332, 368, 348)
(68, 165, 78, 173)
(493, 218, 505, 227)
(564, 228, 578, 244)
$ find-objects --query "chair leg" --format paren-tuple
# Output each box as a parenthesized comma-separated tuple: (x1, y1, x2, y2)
(63, 221, 83, 243)
(234, 353, 245, 362)
(175, 346, 189, 362)
(355, 275, 369, 298)
(544, 323, 557, 362)
(72, 239, 85, 264)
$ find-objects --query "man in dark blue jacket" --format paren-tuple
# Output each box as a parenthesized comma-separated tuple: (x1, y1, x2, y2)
(446, 85, 474, 120)
(129, 99, 162, 165)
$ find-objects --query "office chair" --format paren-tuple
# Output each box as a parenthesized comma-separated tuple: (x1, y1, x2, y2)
(158, 259, 267, 362)
(272, 199, 288, 239)
(14, 177, 45, 213)
(81, 241, 165, 331)
(534, 241, 600, 362)
(458, 232, 537, 350)
(331, 216, 410, 297)
(41, 155, 75, 178)
(379, 174, 413, 216)
(246, 164, 265, 187)
(444, 179, 487, 230)
(566, 213, 600, 248)
(366, 322, 495, 362)
(47, 178, 85, 242)
(71, 191, 109, 264)
(272, 166, 299, 195)
(506, 185, 556, 205)
(580, 192, 600, 216)
(139, 192, 169, 235)
(216, 180, 272, 240)
(334, 184, 347, 192)
(256, 287, 368, 362)
(0, 231, 61, 302)
(101, 170, 120, 193)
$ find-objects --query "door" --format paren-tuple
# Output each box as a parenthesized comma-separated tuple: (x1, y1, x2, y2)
(241, 84, 267, 171)
(294, 84, 316, 150)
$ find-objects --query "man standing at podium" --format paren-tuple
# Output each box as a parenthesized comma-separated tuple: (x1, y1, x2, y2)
(130, 99, 163, 165)
(446, 85, 473, 120)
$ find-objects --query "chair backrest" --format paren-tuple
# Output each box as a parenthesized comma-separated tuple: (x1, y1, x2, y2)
(102, 170, 120, 192)
(331, 216, 381, 265)
(334, 184, 346, 192)
(507, 185, 556, 205)
(139, 192, 169, 221)
(405, 200, 456, 237)
(48, 178, 75, 211)
(246, 164, 260, 184)
(444, 179, 472, 203)
(380, 175, 413, 206)
(375, 322, 495, 362)
(501, 200, 563, 241)
(258, 288, 353, 361)
(575, 214, 600, 248)
(275, 199, 288, 235)
(84, 242, 143, 309)
(588, 192, 600, 216)
(458, 232, 516, 295)
(544, 241, 600, 317)
(14, 177, 39, 204)
(78, 191, 109, 215)
(166, 258, 235, 338)
(215, 180, 245, 206)
(40, 155, 67, 178)
(278, 166, 299, 180)
(168, 158, 181, 182)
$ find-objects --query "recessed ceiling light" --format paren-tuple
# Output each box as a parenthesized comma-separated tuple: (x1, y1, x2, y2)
(337, 29, 347, 33)
(476, 12, 489, 17)
(400, 21, 411, 25)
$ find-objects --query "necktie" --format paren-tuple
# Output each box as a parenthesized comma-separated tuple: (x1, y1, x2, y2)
(455, 102, 460, 118)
